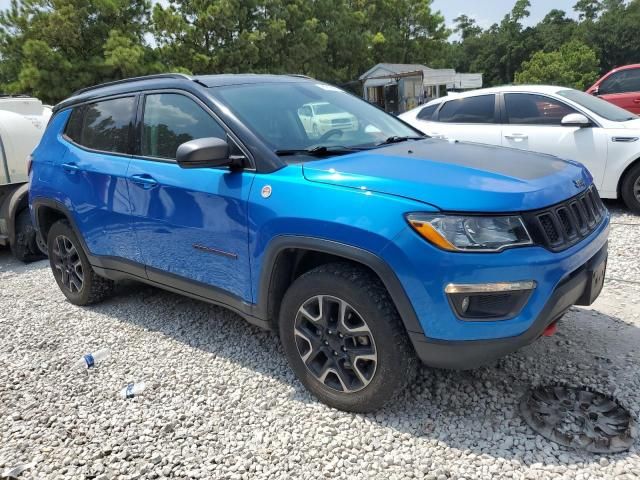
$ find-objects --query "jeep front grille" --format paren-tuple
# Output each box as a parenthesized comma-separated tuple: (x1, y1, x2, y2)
(522, 185, 607, 252)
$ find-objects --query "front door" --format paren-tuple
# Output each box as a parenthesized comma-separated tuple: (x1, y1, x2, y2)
(501, 93, 609, 189)
(127, 92, 255, 301)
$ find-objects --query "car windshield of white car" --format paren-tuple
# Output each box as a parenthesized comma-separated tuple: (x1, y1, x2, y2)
(214, 82, 422, 158)
(558, 89, 638, 122)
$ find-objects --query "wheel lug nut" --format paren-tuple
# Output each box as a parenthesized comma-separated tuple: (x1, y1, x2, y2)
(324, 341, 329, 346)
(341, 346, 347, 352)
(338, 333, 343, 338)
(333, 351, 338, 356)
(327, 329, 333, 335)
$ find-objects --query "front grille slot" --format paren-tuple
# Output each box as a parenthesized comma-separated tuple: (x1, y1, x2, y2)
(570, 202, 586, 232)
(538, 213, 560, 244)
(556, 207, 576, 238)
(524, 185, 607, 252)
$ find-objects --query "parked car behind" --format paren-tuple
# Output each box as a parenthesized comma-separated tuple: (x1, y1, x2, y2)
(587, 64, 640, 114)
(0, 95, 51, 261)
(400, 85, 640, 212)
(31, 74, 609, 412)
(297, 101, 358, 138)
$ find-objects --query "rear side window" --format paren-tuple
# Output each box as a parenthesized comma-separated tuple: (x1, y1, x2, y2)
(417, 104, 438, 120)
(504, 93, 577, 125)
(141, 93, 226, 160)
(437, 95, 495, 123)
(64, 97, 135, 154)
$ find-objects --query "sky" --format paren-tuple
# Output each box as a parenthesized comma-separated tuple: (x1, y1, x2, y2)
(433, 0, 580, 35)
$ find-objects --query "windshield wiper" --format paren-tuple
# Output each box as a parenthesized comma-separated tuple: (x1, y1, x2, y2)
(274, 145, 364, 157)
(375, 135, 425, 146)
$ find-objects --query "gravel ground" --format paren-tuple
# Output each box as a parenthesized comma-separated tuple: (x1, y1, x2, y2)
(0, 201, 639, 480)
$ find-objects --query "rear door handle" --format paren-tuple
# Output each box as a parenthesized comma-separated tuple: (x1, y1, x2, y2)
(504, 133, 528, 141)
(633, 98, 640, 103)
(61, 162, 80, 173)
(130, 174, 158, 189)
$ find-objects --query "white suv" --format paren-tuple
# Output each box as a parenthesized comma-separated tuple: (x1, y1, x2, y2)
(297, 102, 358, 138)
(400, 85, 640, 212)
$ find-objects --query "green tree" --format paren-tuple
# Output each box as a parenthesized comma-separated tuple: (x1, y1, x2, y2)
(574, 0, 602, 21)
(515, 40, 599, 89)
(0, 0, 155, 103)
(576, 0, 640, 73)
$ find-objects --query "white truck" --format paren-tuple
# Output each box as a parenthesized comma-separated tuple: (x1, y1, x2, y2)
(0, 95, 51, 261)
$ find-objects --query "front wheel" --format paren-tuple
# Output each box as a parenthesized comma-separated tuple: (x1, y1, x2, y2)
(620, 163, 640, 214)
(279, 263, 417, 412)
(47, 219, 114, 305)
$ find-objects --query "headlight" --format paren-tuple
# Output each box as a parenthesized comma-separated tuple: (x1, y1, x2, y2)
(406, 213, 532, 252)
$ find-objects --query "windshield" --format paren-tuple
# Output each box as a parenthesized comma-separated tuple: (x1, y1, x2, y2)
(214, 82, 419, 152)
(557, 89, 638, 122)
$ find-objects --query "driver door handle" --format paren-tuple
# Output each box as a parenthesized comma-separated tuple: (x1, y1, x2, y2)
(130, 174, 158, 189)
(633, 98, 640, 104)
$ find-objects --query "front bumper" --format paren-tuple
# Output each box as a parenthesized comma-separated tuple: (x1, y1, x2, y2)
(408, 242, 607, 369)
(380, 208, 609, 369)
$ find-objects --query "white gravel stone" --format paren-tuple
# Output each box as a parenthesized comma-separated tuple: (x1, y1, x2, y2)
(0, 203, 638, 479)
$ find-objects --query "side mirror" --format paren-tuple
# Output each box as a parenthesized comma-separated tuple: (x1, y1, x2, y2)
(176, 137, 231, 169)
(561, 113, 591, 128)
(591, 86, 600, 96)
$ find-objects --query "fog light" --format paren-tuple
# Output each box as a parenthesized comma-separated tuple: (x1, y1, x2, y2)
(461, 296, 470, 314)
(446, 281, 536, 321)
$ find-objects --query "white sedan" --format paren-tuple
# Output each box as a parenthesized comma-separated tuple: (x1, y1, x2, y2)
(400, 85, 640, 212)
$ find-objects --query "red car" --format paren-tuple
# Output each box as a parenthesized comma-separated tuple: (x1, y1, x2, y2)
(587, 64, 640, 114)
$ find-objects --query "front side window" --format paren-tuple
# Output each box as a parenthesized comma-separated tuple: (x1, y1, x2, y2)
(65, 97, 135, 154)
(599, 69, 640, 95)
(141, 93, 226, 160)
(437, 95, 496, 124)
(504, 93, 577, 125)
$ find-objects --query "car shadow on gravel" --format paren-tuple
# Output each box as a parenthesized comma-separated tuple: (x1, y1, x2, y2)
(83, 278, 640, 467)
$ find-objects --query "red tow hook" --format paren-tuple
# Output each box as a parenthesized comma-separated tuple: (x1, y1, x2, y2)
(542, 321, 558, 337)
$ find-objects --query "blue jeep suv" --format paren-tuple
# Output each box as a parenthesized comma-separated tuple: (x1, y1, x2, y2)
(30, 74, 610, 412)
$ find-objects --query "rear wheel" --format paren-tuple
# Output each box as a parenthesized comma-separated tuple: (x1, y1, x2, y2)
(620, 163, 640, 214)
(279, 263, 417, 412)
(11, 208, 46, 263)
(47, 220, 114, 305)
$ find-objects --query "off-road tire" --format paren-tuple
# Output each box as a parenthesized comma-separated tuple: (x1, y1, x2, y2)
(47, 219, 114, 305)
(279, 262, 418, 412)
(11, 208, 46, 263)
(620, 162, 640, 214)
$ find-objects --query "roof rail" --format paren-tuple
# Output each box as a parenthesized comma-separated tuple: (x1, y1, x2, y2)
(71, 73, 193, 96)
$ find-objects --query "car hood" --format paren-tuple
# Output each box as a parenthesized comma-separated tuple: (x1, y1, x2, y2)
(302, 139, 592, 212)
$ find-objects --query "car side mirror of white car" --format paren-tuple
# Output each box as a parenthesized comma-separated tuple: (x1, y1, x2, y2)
(561, 113, 591, 128)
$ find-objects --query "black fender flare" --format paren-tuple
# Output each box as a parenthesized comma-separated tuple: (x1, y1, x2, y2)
(257, 236, 425, 335)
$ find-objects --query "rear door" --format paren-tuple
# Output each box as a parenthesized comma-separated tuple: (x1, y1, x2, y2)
(126, 91, 255, 301)
(57, 96, 141, 262)
(597, 68, 640, 114)
(430, 94, 502, 145)
(501, 93, 608, 188)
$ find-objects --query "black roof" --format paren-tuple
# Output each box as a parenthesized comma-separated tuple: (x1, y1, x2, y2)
(54, 73, 314, 112)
